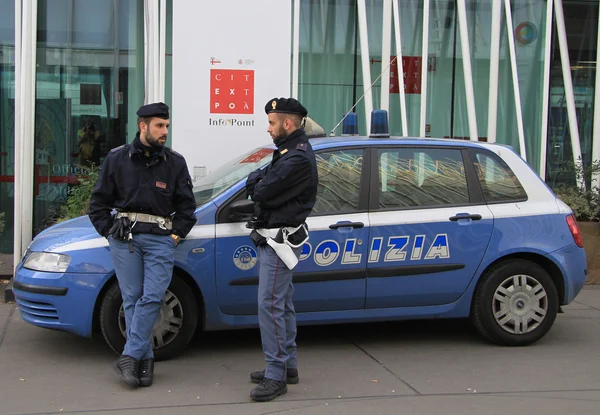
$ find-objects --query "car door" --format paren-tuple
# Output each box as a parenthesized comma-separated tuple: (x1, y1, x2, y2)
(366, 145, 494, 308)
(215, 146, 370, 315)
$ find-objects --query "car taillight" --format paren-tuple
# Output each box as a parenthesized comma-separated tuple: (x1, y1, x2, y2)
(566, 214, 584, 248)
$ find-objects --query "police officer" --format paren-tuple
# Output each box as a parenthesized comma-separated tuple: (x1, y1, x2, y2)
(88, 102, 196, 388)
(246, 97, 318, 402)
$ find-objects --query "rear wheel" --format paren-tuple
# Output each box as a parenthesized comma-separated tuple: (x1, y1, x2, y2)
(471, 259, 559, 346)
(99, 275, 198, 361)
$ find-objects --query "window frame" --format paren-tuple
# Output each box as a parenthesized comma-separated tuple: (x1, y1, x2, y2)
(369, 144, 485, 212)
(467, 147, 529, 205)
(309, 146, 370, 217)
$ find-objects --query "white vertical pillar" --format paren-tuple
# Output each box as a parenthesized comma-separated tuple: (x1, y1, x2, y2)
(144, 0, 150, 102)
(503, 0, 527, 160)
(487, 0, 501, 143)
(292, 0, 300, 98)
(113, 0, 120, 118)
(13, 0, 22, 271)
(419, 0, 429, 137)
(456, 0, 478, 141)
(392, 0, 408, 136)
(539, 0, 554, 179)
(19, 0, 38, 255)
(159, 0, 166, 102)
(144, 0, 159, 103)
(592, 2, 600, 188)
(357, 0, 373, 133)
(380, 0, 392, 113)
(554, 0, 583, 189)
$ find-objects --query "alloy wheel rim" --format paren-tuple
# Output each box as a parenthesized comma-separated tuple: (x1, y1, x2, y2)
(492, 274, 548, 334)
(118, 290, 184, 349)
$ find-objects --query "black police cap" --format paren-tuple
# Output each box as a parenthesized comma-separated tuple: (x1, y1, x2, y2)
(136, 102, 170, 119)
(265, 97, 308, 117)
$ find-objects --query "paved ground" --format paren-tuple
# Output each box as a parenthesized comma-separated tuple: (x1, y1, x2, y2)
(0, 288, 599, 415)
(0, 253, 13, 276)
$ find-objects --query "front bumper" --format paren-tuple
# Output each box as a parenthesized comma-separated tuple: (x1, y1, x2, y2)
(12, 265, 110, 338)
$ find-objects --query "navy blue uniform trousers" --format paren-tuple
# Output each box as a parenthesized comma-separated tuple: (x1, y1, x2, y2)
(108, 233, 176, 360)
(258, 245, 302, 381)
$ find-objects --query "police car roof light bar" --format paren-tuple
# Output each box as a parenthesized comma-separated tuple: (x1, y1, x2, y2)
(369, 110, 390, 138)
(341, 112, 359, 136)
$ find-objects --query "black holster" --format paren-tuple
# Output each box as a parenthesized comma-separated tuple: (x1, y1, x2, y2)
(276, 224, 308, 245)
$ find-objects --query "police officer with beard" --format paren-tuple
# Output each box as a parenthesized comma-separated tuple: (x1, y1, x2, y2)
(89, 102, 196, 388)
(246, 97, 318, 402)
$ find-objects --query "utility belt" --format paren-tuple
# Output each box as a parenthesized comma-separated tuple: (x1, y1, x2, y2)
(249, 224, 309, 270)
(115, 212, 172, 230)
(110, 212, 172, 253)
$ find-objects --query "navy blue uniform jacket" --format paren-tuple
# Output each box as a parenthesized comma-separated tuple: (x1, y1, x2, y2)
(89, 135, 197, 238)
(246, 128, 318, 228)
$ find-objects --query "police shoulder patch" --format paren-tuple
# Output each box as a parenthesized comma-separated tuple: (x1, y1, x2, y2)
(296, 142, 307, 152)
(109, 144, 126, 153)
(167, 147, 184, 158)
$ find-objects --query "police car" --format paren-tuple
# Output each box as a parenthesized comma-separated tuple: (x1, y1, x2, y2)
(12, 113, 587, 360)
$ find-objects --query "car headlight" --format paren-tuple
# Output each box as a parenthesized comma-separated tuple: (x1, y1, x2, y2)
(23, 252, 71, 273)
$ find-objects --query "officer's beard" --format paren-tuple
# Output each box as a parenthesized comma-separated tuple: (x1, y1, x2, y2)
(272, 127, 288, 144)
(144, 132, 167, 149)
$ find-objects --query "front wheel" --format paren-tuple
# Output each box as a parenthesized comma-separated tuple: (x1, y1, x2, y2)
(99, 275, 199, 361)
(471, 259, 559, 346)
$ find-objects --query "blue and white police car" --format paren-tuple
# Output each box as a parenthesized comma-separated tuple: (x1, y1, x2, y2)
(12, 114, 587, 360)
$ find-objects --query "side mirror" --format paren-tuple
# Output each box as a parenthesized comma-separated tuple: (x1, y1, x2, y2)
(228, 199, 255, 222)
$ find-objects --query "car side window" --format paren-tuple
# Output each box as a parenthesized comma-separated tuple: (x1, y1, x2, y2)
(470, 149, 528, 203)
(312, 149, 364, 215)
(378, 147, 470, 208)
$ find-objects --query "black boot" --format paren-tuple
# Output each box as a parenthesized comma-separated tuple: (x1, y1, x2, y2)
(250, 378, 287, 402)
(113, 355, 140, 388)
(139, 358, 154, 387)
(250, 368, 299, 384)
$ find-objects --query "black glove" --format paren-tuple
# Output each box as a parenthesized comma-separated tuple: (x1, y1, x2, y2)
(108, 217, 131, 240)
(249, 229, 268, 247)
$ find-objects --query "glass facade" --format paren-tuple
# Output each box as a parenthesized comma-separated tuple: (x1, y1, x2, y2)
(297, 0, 548, 172)
(0, 0, 16, 253)
(1, 0, 599, 256)
(296, 0, 600, 188)
(546, 0, 598, 187)
(1, 0, 145, 253)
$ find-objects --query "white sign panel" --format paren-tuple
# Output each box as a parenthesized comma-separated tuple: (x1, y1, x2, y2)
(172, 0, 292, 180)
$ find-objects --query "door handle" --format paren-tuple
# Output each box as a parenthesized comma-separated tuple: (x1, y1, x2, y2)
(329, 221, 365, 229)
(449, 214, 482, 221)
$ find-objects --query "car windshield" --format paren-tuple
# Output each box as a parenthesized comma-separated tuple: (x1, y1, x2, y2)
(192, 146, 274, 206)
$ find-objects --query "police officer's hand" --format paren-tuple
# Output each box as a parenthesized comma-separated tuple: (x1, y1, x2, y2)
(170, 234, 181, 246)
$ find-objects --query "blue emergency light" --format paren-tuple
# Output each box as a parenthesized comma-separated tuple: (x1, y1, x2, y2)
(341, 112, 359, 136)
(370, 110, 389, 138)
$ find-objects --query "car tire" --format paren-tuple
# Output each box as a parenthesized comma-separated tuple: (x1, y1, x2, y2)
(99, 275, 199, 361)
(471, 259, 559, 346)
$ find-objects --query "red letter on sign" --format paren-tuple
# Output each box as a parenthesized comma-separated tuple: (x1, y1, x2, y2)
(210, 69, 255, 114)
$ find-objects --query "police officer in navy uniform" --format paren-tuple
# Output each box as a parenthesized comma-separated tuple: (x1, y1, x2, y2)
(89, 102, 196, 388)
(246, 97, 318, 402)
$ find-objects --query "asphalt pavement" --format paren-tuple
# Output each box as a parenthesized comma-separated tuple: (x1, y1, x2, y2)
(0, 287, 599, 415)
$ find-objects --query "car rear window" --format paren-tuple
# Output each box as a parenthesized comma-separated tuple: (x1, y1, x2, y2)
(470, 149, 528, 203)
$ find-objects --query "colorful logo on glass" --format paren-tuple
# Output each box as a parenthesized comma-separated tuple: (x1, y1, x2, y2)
(515, 22, 538, 45)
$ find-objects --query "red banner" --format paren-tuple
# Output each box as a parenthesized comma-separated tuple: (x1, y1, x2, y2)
(390, 56, 423, 95)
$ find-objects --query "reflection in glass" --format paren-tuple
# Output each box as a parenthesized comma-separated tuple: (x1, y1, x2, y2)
(32, 0, 144, 234)
(378, 148, 469, 208)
